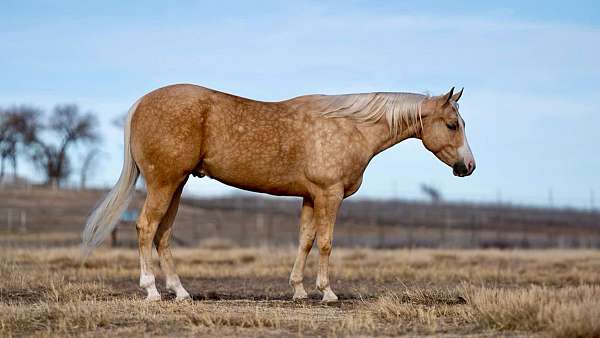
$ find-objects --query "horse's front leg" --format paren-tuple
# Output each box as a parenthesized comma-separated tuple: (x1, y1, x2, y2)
(313, 186, 343, 302)
(289, 198, 315, 300)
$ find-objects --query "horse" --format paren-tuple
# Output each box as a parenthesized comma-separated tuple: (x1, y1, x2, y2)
(82, 84, 475, 302)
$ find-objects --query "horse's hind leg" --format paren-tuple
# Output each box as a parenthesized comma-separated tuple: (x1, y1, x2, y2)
(289, 198, 315, 300)
(136, 179, 183, 301)
(153, 178, 190, 300)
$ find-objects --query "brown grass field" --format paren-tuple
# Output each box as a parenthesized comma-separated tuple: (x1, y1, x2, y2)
(2, 242, 600, 337)
(1, 188, 600, 336)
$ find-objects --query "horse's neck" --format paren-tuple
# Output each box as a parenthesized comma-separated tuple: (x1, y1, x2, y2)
(358, 118, 419, 156)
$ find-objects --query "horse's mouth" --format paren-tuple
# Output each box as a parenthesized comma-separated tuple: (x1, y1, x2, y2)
(453, 170, 468, 177)
(452, 161, 474, 177)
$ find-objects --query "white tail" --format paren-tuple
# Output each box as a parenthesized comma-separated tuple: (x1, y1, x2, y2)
(82, 98, 142, 257)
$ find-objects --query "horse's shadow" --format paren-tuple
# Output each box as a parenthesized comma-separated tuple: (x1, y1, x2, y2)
(163, 291, 372, 305)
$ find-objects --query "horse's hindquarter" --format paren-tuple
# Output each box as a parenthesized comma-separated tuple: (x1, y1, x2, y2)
(131, 85, 210, 185)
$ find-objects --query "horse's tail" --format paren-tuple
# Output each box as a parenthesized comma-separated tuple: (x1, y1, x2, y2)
(82, 98, 142, 258)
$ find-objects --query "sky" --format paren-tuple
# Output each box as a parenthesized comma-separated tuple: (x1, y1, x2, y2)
(1, 0, 599, 208)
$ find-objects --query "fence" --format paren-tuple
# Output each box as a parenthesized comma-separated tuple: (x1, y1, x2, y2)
(1, 186, 600, 249)
(0, 208, 28, 233)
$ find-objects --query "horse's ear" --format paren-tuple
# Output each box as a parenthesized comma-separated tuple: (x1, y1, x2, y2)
(440, 87, 454, 105)
(451, 87, 463, 102)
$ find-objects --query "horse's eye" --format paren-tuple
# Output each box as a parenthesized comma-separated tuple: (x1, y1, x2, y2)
(446, 123, 458, 131)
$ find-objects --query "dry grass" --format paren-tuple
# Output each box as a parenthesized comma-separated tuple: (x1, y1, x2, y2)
(1, 246, 600, 337)
(466, 284, 600, 337)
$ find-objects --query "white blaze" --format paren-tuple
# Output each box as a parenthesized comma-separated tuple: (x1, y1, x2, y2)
(457, 116, 475, 168)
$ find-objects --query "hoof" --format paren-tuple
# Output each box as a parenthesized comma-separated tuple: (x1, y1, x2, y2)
(175, 292, 191, 301)
(321, 289, 338, 303)
(292, 289, 308, 301)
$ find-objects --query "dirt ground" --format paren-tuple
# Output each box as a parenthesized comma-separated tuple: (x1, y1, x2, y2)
(1, 242, 600, 337)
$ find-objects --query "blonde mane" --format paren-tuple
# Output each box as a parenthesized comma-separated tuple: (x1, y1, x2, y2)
(299, 92, 427, 136)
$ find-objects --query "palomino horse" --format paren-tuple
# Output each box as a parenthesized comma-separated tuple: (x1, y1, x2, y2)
(83, 84, 475, 302)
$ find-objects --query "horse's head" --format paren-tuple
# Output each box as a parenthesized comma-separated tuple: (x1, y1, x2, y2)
(420, 88, 475, 177)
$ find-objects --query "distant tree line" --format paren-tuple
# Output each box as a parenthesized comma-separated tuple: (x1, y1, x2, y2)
(0, 104, 101, 188)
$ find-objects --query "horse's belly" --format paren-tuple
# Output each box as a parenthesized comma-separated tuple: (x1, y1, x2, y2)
(201, 158, 309, 197)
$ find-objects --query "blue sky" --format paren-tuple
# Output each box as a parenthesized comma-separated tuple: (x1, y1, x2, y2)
(1, 1, 599, 207)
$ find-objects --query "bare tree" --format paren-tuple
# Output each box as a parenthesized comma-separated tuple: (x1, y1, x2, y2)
(0, 110, 9, 178)
(0, 111, 9, 179)
(0, 106, 41, 180)
(32, 104, 99, 187)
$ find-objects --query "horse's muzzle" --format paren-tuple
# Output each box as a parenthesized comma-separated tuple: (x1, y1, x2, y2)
(453, 160, 475, 177)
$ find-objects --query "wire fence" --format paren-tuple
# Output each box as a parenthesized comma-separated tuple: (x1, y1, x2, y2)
(1, 186, 600, 249)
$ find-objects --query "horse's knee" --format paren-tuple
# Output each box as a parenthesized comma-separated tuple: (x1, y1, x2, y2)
(135, 217, 145, 232)
(317, 238, 332, 255)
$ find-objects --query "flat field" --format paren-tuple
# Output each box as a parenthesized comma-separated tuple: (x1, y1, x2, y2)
(1, 244, 600, 337)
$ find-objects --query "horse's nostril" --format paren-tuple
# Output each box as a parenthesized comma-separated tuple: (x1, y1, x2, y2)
(467, 161, 476, 173)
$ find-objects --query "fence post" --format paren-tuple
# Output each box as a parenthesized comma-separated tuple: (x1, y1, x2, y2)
(7, 208, 13, 231)
(19, 210, 26, 232)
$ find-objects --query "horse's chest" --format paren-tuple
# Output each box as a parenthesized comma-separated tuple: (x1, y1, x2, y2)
(344, 176, 364, 197)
